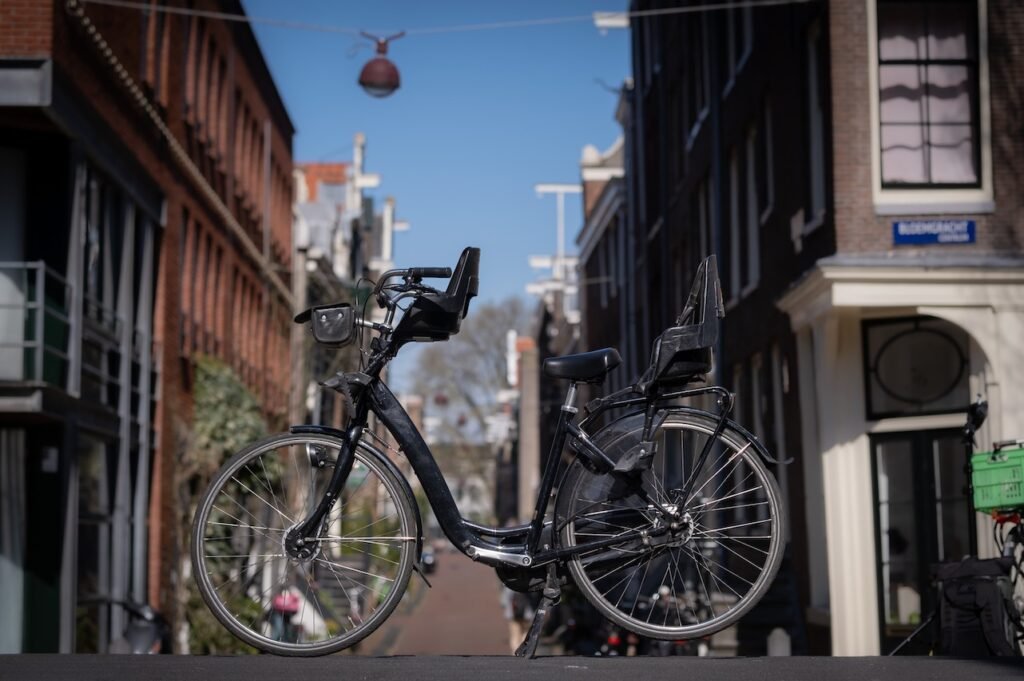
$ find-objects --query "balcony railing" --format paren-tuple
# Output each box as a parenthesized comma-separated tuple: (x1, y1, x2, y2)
(0, 261, 123, 406)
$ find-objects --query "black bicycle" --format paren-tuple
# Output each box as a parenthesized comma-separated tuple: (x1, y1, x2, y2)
(191, 248, 787, 656)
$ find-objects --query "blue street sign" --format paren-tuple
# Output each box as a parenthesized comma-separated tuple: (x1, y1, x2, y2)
(893, 219, 976, 245)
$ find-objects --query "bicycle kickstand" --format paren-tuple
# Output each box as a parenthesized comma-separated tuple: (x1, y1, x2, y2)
(514, 565, 561, 659)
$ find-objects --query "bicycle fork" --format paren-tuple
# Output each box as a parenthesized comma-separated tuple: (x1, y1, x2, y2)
(283, 422, 364, 560)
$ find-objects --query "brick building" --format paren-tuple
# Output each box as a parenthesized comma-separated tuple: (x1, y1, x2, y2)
(580, 0, 1024, 656)
(0, 0, 294, 652)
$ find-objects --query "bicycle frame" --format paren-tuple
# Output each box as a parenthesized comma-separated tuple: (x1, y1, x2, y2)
(289, 358, 756, 570)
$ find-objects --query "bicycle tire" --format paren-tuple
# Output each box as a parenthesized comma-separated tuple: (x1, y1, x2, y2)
(557, 409, 785, 640)
(191, 433, 417, 656)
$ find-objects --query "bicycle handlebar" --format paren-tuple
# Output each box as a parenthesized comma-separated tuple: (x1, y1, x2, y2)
(408, 267, 452, 279)
(372, 267, 452, 308)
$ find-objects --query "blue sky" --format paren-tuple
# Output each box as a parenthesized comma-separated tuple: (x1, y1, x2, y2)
(244, 0, 630, 305)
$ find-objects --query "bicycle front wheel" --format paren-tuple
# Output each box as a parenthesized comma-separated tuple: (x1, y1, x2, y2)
(558, 410, 785, 640)
(191, 433, 417, 656)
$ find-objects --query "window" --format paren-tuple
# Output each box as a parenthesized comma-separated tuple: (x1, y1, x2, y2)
(745, 126, 761, 291)
(862, 316, 970, 420)
(727, 148, 740, 302)
(755, 102, 775, 223)
(724, 5, 753, 92)
(725, 140, 759, 302)
(877, 1, 980, 187)
(685, 14, 709, 142)
(693, 177, 712, 259)
(806, 20, 827, 225)
(872, 430, 969, 653)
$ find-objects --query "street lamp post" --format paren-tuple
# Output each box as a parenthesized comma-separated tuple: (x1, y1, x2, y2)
(532, 183, 581, 283)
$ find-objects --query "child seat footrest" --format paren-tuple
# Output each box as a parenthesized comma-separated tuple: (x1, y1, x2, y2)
(613, 440, 658, 474)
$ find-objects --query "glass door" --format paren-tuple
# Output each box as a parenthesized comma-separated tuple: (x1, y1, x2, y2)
(872, 429, 971, 654)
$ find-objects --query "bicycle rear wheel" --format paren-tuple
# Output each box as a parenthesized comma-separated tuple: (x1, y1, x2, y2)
(191, 433, 417, 656)
(558, 410, 784, 640)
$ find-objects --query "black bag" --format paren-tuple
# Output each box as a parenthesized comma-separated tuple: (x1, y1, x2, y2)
(935, 556, 1020, 656)
(310, 304, 356, 346)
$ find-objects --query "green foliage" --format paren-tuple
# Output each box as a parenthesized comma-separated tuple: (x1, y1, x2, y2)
(181, 355, 268, 654)
(186, 582, 260, 655)
(189, 355, 267, 478)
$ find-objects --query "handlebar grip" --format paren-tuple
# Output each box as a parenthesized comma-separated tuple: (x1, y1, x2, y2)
(409, 267, 452, 279)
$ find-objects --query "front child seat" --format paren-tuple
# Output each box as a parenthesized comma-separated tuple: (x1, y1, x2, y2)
(392, 247, 480, 344)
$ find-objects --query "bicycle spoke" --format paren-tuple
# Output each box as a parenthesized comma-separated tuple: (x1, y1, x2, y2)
(565, 414, 782, 640)
(194, 438, 415, 653)
(231, 475, 294, 525)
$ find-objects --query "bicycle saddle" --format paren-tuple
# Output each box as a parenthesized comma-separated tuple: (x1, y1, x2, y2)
(543, 348, 622, 384)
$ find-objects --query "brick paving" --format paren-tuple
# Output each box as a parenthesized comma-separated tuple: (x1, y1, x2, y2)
(372, 549, 511, 656)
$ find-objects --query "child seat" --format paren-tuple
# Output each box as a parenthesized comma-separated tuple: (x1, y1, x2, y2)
(636, 255, 724, 394)
(392, 247, 480, 343)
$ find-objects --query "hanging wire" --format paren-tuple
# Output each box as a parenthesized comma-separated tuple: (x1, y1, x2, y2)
(81, 0, 817, 37)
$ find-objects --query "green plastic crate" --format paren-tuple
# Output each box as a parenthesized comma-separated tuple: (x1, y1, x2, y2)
(971, 445, 1024, 513)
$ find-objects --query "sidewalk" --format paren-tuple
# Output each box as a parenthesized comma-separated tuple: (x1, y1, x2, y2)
(371, 549, 511, 655)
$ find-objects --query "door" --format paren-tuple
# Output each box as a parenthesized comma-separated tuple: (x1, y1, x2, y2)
(871, 429, 972, 654)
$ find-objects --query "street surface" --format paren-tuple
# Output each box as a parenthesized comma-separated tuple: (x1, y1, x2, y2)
(5, 548, 1023, 679)
(369, 548, 510, 655)
(2, 655, 1022, 681)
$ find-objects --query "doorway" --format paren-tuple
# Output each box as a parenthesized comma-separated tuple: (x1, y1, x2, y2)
(871, 429, 971, 654)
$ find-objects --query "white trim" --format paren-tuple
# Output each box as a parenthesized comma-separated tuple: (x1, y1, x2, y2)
(580, 166, 625, 182)
(577, 182, 624, 262)
(647, 215, 664, 243)
(0, 59, 52, 106)
(686, 108, 709, 150)
(866, 0, 994, 214)
(778, 262, 1024, 331)
(874, 199, 994, 216)
(868, 413, 966, 433)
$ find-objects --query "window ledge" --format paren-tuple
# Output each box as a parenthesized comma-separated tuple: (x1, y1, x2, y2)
(803, 210, 826, 235)
(874, 199, 995, 216)
(686, 109, 709, 151)
(722, 76, 736, 100)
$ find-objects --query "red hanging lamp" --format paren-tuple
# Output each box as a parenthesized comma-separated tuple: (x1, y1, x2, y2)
(358, 31, 405, 98)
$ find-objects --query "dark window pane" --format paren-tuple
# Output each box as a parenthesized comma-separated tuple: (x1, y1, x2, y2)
(78, 437, 108, 516)
(928, 3, 975, 59)
(933, 436, 969, 561)
(878, 3, 926, 60)
(876, 439, 922, 627)
(865, 317, 969, 418)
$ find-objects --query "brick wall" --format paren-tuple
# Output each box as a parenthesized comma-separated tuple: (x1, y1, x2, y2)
(0, 0, 52, 56)
(49, 0, 296, 618)
(830, 0, 1024, 256)
(299, 162, 348, 202)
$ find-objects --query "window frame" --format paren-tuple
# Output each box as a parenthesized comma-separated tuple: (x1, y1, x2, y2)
(876, 0, 982, 190)
(868, 0, 994, 215)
